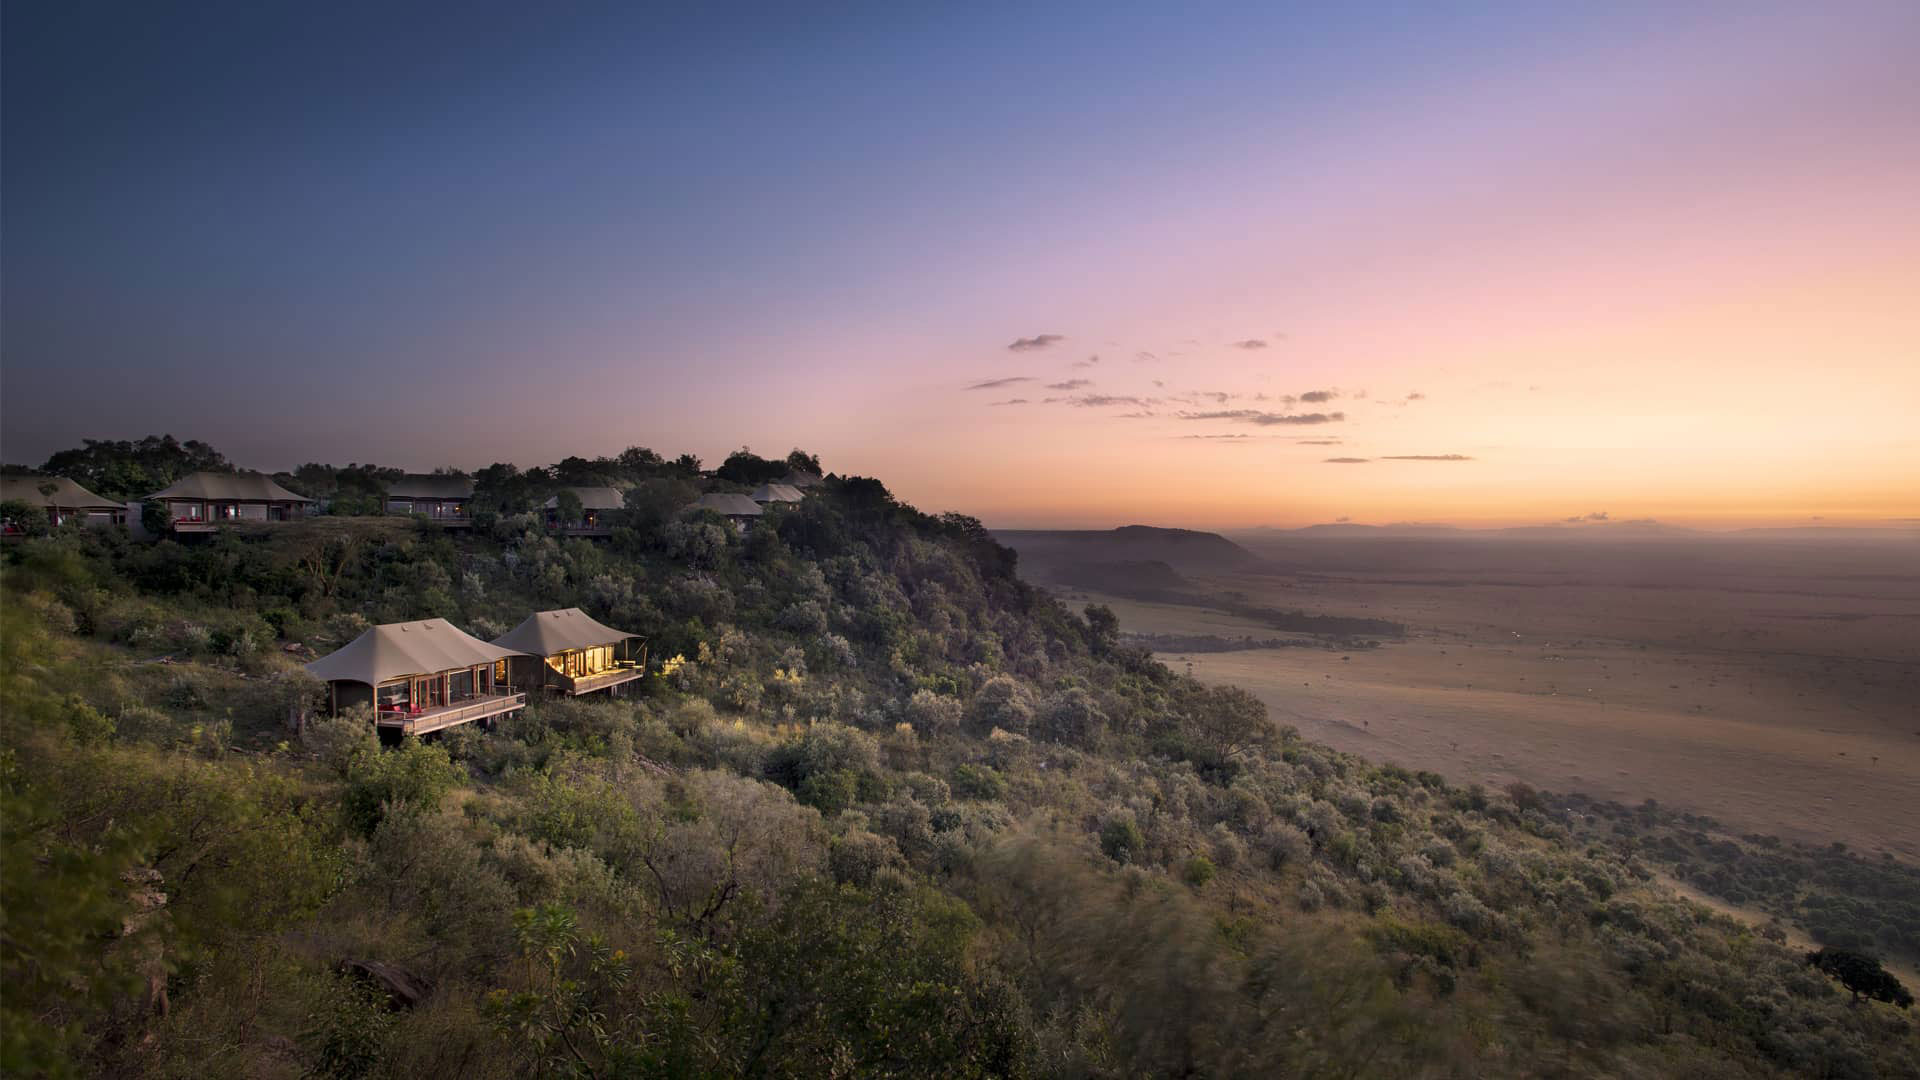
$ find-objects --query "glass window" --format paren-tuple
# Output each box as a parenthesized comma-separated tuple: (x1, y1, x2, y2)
(377, 683, 410, 709)
(448, 669, 474, 700)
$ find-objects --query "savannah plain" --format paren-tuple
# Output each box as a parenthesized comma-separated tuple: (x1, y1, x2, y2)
(1054, 534, 1920, 860)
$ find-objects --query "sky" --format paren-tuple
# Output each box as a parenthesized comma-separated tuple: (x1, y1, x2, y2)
(4, 1, 1917, 529)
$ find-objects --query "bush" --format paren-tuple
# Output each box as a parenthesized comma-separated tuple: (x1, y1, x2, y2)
(951, 763, 1007, 801)
(1100, 815, 1146, 865)
(904, 689, 963, 736)
(1183, 854, 1217, 888)
(342, 738, 464, 836)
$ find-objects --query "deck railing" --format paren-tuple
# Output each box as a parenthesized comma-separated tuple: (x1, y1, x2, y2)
(549, 662, 644, 696)
(377, 691, 527, 735)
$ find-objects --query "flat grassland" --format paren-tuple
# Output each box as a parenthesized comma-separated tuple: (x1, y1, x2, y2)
(1075, 536, 1920, 858)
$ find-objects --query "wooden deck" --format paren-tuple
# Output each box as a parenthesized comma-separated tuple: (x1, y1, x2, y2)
(554, 664, 645, 696)
(376, 691, 526, 735)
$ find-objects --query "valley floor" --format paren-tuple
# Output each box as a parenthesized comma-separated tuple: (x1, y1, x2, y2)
(1068, 546, 1920, 859)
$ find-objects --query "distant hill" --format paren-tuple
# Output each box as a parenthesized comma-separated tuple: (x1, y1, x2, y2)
(1238, 521, 1918, 541)
(1047, 559, 1191, 599)
(994, 525, 1260, 576)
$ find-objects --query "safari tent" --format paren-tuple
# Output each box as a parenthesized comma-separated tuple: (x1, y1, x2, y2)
(544, 486, 624, 534)
(690, 492, 763, 525)
(305, 619, 525, 736)
(0, 474, 126, 529)
(146, 471, 312, 530)
(385, 474, 474, 524)
(492, 608, 645, 697)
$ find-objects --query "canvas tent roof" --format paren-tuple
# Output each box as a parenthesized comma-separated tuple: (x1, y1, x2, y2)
(387, 474, 474, 499)
(544, 486, 626, 511)
(691, 493, 763, 517)
(0, 474, 123, 511)
(147, 471, 313, 503)
(305, 619, 516, 686)
(492, 608, 638, 657)
(780, 471, 824, 489)
(749, 483, 805, 504)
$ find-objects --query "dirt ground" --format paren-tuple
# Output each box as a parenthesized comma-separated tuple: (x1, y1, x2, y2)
(1069, 536, 1920, 858)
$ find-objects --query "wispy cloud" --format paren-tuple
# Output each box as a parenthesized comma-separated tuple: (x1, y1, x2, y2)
(1045, 378, 1093, 391)
(1405, 392, 1426, 402)
(1008, 334, 1064, 352)
(987, 398, 1028, 406)
(1064, 394, 1157, 408)
(1134, 351, 1159, 363)
(967, 376, 1033, 390)
(1071, 354, 1100, 369)
(1296, 439, 1342, 445)
(1298, 389, 1339, 404)
(1381, 454, 1473, 461)
(1561, 510, 1609, 522)
(1324, 457, 1370, 464)
(1230, 339, 1268, 350)
(1180, 410, 1345, 426)
(1179, 433, 1253, 440)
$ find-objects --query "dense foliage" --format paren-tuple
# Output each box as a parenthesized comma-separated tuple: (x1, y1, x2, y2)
(2, 453, 1915, 1078)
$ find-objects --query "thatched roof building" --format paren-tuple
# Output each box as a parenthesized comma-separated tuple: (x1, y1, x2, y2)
(691, 492, 764, 519)
(146, 471, 312, 527)
(0, 474, 125, 526)
(749, 483, 805, 505)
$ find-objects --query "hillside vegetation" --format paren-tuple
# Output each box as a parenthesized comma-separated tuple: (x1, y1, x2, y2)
(3, 462, 1916, 1078)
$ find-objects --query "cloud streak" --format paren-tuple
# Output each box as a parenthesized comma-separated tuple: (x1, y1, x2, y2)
(967, 376, 1034, 390)
(1007, 334, 1064, 352)
(1230, 339, 1268, 350)
(1045, 378, 1093, 391)
(1180, 410, 1345, 426)
(1324, 457, 1370, 464)
(1298, 389, 1339, 403)
(1380, 454, 1473, 461)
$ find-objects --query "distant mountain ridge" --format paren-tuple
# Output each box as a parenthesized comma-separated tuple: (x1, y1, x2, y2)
(1237, 521, 1918, 540)
(993, 524, 1259, 575)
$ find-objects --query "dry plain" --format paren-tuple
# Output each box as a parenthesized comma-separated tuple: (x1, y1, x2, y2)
(1069, 535, 1920, 858)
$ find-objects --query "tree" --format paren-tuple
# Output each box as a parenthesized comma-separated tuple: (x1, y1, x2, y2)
(1183, 683, 1273, 765)
(1807, 948, 1914, 1008)
(39, 435, 230, 500)
(623, 477, 698, 532)
(552, 489, 584, 528)
(784, 449, 822, 475)
(0, 499, 49, 537)
(1037, 687, 1106, 747)
(716, 448, 786, 486)
(1084, 604, 1120, 656)
(473, 462, 535, 514)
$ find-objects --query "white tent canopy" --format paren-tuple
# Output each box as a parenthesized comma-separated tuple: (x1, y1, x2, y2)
(691, 493, 763, 517)
(492, 608, 637, 657)
(305, 619, 516, 686)
(543, 486, 626, 511)
(147, 471, 313, 502)
(749, 483, 804, 504)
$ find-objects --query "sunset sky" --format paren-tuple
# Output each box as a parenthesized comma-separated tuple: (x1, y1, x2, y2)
(5, 2, 1917, 528)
